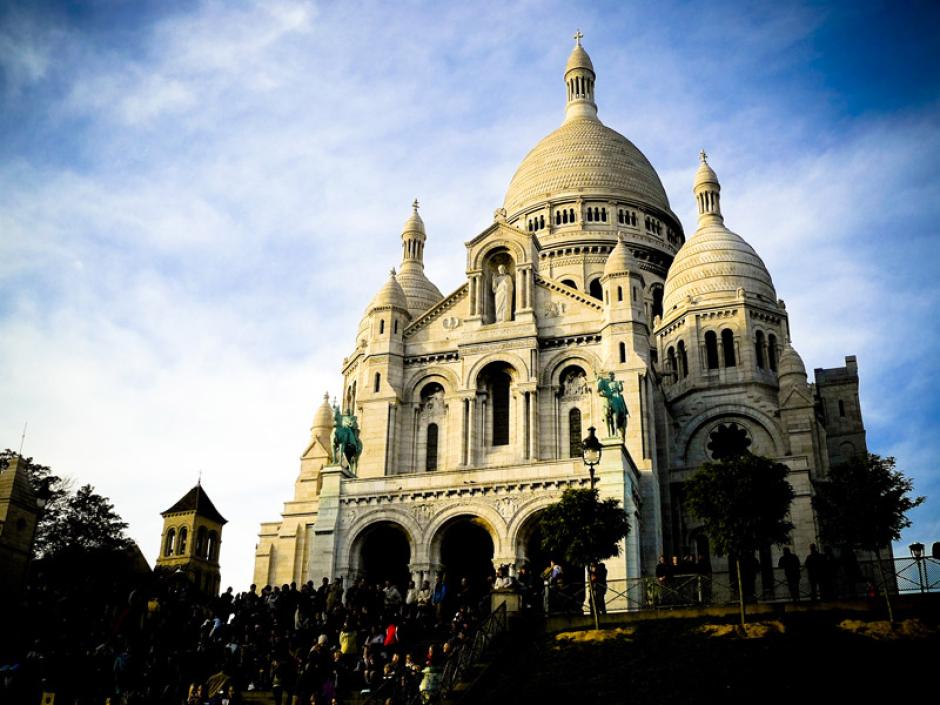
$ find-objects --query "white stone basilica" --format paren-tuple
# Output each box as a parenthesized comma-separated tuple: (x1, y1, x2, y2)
(254, 37, 867, 594)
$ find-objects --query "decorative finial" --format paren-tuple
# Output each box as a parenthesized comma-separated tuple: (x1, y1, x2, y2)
(323, 391, 329, 402)
(412, 198, 419, 212)
(574, 29, 583, 46)
(700, 149, 708, 163)
(390, 267, 396, 277)
(197, 469, 202, 486)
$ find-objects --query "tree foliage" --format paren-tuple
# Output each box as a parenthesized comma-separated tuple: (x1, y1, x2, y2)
(0, 450, 130, 559)
(538, 488, 630, 567)
(685, 453, 795, 557)
(813, 453, 925, 551)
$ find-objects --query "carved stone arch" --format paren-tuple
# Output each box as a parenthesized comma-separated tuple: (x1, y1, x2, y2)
(404, 367, 460, 401)
(425, 502, 507, 560)
(469, 232, 530, 271)
(506, 494, 569, 554)
(464, 351, 529, 390)
(675, 405, 785, 463)
(342, 508, 424, 568)
(539, 349, 603, 388)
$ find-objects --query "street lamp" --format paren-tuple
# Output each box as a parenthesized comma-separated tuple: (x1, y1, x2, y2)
(909, 542, 926, 593)
(581, 426, 602, 490)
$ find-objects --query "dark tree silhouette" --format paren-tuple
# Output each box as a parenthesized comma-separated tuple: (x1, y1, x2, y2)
(813, 453, 925, 622)
(539, 488, 630, 628)
(685, 452, 794, 627)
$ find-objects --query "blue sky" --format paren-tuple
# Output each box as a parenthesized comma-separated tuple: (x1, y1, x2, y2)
(1, 0, 938, 589)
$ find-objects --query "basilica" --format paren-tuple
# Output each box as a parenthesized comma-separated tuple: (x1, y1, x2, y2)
(254, 37, 866, 598)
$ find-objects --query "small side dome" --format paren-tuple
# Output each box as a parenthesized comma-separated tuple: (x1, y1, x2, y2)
(777, 343, 808, 382)
(310, 392, 333, 447)
(603, 234, 634, 277)
(402, 199, 425, 236)
(566, 43, 594, 74)
(311, 392, 333, 432)
(368, 269, 409, 312)
(663, 225, 776, 313)
(693, 150, 719, 190)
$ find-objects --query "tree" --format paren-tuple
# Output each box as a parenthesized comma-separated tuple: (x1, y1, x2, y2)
(813, 453, 925, 623)
(45, 484, 132, 556)
(685, 452, 795, 628)
(539, 488, 630, 628)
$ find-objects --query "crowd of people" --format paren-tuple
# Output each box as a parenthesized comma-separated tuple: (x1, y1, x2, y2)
(0, 567, 517, 705)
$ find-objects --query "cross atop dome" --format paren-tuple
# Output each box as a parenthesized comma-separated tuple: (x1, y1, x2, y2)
(573, 29, 584, 46)
(412, 198, 419, 211)
(700, 149, 708, 163)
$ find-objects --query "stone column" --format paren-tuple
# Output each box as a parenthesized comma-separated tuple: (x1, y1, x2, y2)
(529, 388, 539, 460)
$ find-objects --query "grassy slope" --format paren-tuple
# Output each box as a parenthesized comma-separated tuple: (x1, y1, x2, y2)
(469, 612, 939, 704)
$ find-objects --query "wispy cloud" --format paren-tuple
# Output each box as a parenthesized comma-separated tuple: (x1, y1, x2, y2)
(1, 0, 938, 588)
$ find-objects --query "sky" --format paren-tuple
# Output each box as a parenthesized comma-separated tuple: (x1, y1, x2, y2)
(1, 0, 939, 591)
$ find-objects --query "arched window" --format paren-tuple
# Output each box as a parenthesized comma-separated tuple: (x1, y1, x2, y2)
(426, 423, 439, 471)
(177, 527, 188, 555)
(678, 341, 689, 378)
(569, 208, 575, 222)
(374, 372, 381, 392)
(561, 279, 577, 289)
(589, 279, 603, 301)
(491, 371, 510, 446)
(196, 526, 207, 558)
(722, 329, 736, 367)
(705, 331, 719, 369)
(555, 212, 561, 225)
(586, 208, 593, 222)
(619, 341, 626, 364)
(393, 319, 399, 334)
(768, 334, 778, 371)
(539, 215, 544, 229)
(755, 331, 766, 369)
(838, 400, 846, 417)
(667, 346, 677, 376)
(601, 207, 607, 222)
(164, 528, 176, 557)
(618, 209, 624, 224)
(379, 319, 385, 335)
(651, 286, 664, 320)
(617, 286, 623, 302)
(562, 210, 568, 224)
(207, 530, 218, 561)
(568, 408, 583, 458)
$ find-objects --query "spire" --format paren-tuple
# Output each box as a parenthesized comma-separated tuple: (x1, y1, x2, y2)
(400, 198, 427, 269)
(693, 150, 722, 227)
(564, 31, 598, 123)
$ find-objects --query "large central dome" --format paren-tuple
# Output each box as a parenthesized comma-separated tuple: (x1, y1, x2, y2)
(502, 36, 673, 220)
(503, 118, 672, 217)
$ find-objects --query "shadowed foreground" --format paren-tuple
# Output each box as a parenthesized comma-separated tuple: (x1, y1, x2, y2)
(469, 608, 939, 705)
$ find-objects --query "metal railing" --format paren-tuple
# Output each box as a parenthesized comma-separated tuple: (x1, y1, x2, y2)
(540, 557, 940, 615)
(439, 601, 508, 698)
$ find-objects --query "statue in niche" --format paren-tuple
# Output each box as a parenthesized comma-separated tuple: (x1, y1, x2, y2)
(596, 371, 629, 440)
(421, 388, 445, 413)
(561, 370, 589, 398)
(331, 403, 363, 473)
(492, 264, 514, 323)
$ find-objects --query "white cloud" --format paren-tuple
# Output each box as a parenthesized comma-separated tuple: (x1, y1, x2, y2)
(2, 0, 938, 589)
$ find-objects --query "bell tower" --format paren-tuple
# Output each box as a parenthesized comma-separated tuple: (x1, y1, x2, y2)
(157, 482, 227, 594)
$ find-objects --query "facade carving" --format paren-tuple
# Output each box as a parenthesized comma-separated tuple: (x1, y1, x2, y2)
(254, 38, 868, 593)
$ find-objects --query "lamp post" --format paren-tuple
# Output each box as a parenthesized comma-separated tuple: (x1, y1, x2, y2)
(909, 542, 926, 593)
(581, 426, 602, 490)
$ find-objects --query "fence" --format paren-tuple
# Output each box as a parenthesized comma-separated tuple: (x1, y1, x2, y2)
(542, 557, 940, 615)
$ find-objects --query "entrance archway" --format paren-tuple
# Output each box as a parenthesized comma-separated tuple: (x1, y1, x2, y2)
(355, 521, 412, 590)
(434, 516, 495, 606)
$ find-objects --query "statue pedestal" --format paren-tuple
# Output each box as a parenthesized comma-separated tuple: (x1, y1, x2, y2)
(491, 589, 521, 614)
